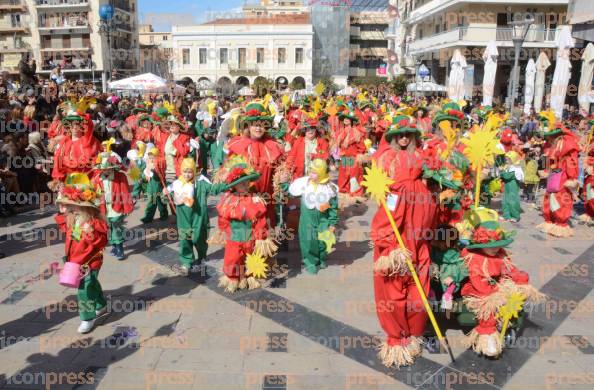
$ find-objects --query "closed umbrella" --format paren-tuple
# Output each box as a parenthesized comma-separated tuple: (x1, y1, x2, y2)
(448, 49, 467, 101)
(550, 26, 575, 119)
(524, 58, 537, 115)
(534, 51, 551, 113)
(482, 41, 498, 107)
(578, 43, 594, 114)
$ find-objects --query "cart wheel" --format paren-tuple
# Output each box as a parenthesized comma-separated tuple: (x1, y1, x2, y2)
(504, 328, 517, 347)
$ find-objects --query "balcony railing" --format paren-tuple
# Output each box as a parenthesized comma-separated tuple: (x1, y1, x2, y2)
(359, 30, 386, 40)
(409, 25, 560, 53)
(229, 65, 258, 76)
(36, 0, 88, 6)
(0, 40, 30, 51)
(38, 18, 89, 28)
(0, 0, 26, 11)
(0, 21, 28, 32)
(113, 1, 132, 12)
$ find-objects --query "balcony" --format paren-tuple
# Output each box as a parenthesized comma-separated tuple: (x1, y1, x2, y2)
(0, 0, 26, 12)
(359, 30, 386, 40)
(38, 16, 90, 34)
(0, 41, 30, 52)
(0, 21, 28, 33)
(113, 1, 132, 13)
(229, 65, 259, 76)
(408, 25, 560, 55)
(36, 0, 88, 11)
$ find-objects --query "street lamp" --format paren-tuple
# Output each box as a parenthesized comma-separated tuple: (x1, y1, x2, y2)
(98, 4, 115, 91)
(507, 14, 534, 114)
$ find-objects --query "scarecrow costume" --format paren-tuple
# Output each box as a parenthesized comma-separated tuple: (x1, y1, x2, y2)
(55, 173, 108, 334)
(371, 117, 438, 368)
(580, 137, 594, 223)
(138, 147, 169, 223)
(215, 156, 277, 293)
(500, 151, 524, 221)
(134, 114, 155, 144)
(226, 101, 284, 224)
(152, 114, 192, 182)
(535, 112, 580, 237)
(167, 158, 227, 274)
(285, 117, 330, 180)
(129, 141, 148, 199)
(91, 151, 134, 260)
(332, 110, 368, 202)
(288, 159, 339, 274)
(461, 211, 542, 357)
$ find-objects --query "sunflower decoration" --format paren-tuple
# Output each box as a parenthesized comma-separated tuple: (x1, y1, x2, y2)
(246, 250, 268, 279)
(361, 161, 394, 205)
(127, 166, 141, 182)
(318, 229, 336, 254)
(163, 100, 175, 114)
(498, 292, 526, 342)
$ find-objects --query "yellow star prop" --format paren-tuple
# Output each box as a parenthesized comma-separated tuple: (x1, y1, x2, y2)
(461, 125, 500, 208)
(361, 161, 394, 205)
(127, 166, 141, 182)
(314, 82, 325, 96)
(498, 292, 526, 342)
(246, 251, 268, 279)
(318, 230, 336, 254)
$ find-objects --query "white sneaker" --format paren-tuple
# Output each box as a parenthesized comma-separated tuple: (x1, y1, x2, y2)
(178, 265, 190, 276)
(77, 319, 96, 334)
(485, 336, 498, 356)
(95, 307, 108, 317)
(189, 264, 203, 274)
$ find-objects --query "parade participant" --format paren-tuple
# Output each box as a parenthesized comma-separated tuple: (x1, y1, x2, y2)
(55, 173, 108, 334)
(195, 118, 222, 175)
(286, 117, 330, 180)
(429, 224, 468, 305)
(579, 136, 594, 224)
(164, 157, 227, 275)
(50, 108, 101, 188)
(333, 110, 367, 202)
(125, 102, 150, 134)
(134, 114, 155, 144)
(423, 167, 464, 225)
(461, 216, 541, 357)
(129, 140, 148, 200)
(215, 157, 273, 292)
(287, 158, 339, 274)
(536, 112, 580, 237)
(371, 116, 438, 367)
(500, 128, 514, 152)
(138, 147, 169, 223)
(91, 150, 133, 260)
(153, 114, 192, 183)
(500, 151, 524, 222)
(226, 101, 284, 224)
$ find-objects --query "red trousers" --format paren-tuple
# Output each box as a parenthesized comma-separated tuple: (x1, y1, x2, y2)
(542, 188, 573, 226)
(373, 245, 430, 346)
(338, 164, 364, 196)
(475, 316, 497, 335)
(223, 240, 254, 280)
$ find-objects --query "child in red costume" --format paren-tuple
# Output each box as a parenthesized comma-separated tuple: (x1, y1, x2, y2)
(536, 121, 580, 237)
(55, 173, 108, 334)
(285, 117, 330, 180)
(461, 215, 542, 357)
(332, 112, 368, 202)
(215, 157, 276, 293)
(371, 116, 438, 367)
(51, 112, 101, 186)
(152, 114, 192, 182)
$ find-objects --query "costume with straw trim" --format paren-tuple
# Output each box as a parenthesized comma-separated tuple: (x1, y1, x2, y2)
(535, 112, 580, 237)
(55, 173, 108, 322)
(152, 113, 192, 179)
(285, 117, 330, 179)
(332, 110, 367, 202)
(138, 147, 169, 223)
(580, 135, 594, 223)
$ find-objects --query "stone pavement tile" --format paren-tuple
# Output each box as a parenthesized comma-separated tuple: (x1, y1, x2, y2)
(72, 340, 163, 371)
(505, 352, 590, 389)
(155, 348, 244, 374)
(191, 372, 259, 390)
(95, 367, 195, 390)
(1, 291, 66, 309)
(243, 350, 331, 375)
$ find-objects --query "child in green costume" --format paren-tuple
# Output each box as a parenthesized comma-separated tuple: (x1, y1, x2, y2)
(500, 151, 524, 222)
(287, 159, 339, 274)
(129, 140, 148, 200)
(164, 157, 227, 275)
(430, 224, 468, 309)
(139, 147, 169, 223)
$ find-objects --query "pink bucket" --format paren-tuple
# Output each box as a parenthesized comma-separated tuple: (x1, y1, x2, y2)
(59, 262, 88, 288)
(546, 170, 563, 193)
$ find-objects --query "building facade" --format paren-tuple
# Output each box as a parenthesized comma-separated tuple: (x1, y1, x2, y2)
(138, 23, 172, 79)
(399, 0, 571, 101)
(172, 14, 314, 91)
(0, 0, 139, 88)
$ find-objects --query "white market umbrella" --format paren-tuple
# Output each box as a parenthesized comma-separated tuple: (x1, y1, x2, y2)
(550, 26, 575, 119)
(482, 41, 498, 107)
(237, 86, 254, 96)
(448, 49, 467, 102)
(534, 51, 551, 113)
(524, 58, 537, 115)
(108, 73, 185, 94)
(578, 43, 594, 114)
(406, 82, 446, 93)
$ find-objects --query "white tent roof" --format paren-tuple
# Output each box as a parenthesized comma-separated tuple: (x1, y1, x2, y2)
(407, 82, 446, 93)
(108, 73, 185, 94)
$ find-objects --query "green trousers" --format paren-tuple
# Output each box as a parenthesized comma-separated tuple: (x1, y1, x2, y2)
(77, 270, 107, 321)
(298, 207, 329, 274)
(142, 192, 168, 222)
(179, 238, 208, 267)
(107, 215, 125, 245)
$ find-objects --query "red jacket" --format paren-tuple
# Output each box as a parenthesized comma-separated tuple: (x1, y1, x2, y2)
(51, 115, 101, 181)
(55, 213, 107, 270)
(91, 171, 134, 216)
(216, 193, 268, 241)
(152, 126, 191, 176)
(286, 136, 330, 178)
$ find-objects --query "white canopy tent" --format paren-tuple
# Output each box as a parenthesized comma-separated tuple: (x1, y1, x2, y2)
(406, 82, 446, 93)
(550, 26, 575, 119)
(524, 58, 537, 115)
(237, 86, 254, 96)
(447, 49, 467, 101)
(482, 41, 498, 107)
(108, 73, 186, 95)
(534, 51, 551, 113)
(578, 42, 594, 114)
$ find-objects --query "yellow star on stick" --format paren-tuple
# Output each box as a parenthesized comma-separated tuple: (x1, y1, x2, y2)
(246, 250, 268, 279)
(498, 292, 525, 343)
(318, 230, 336, 254)
(127, 166, 141, 182)
(314, 82, 325, 96)
(361, 162, 455, 363)
(461, 125, 500, 208)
